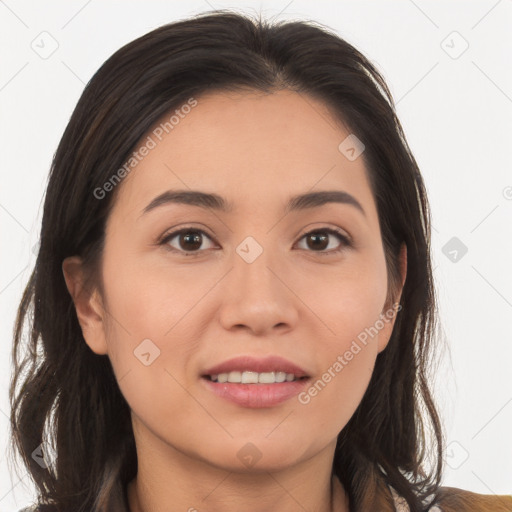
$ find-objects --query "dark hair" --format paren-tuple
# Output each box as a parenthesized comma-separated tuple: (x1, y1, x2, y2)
(10, 9, 445, 512)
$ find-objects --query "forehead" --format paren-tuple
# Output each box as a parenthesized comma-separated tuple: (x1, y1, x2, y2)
(111, 89, 376, 221)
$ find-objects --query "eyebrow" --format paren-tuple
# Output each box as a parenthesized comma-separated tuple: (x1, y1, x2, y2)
(140, 189, 366, 218)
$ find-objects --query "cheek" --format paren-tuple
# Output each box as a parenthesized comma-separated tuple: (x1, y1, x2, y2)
(298, 293, 383, 433)
(298, 346, 376, 439)
(295, 249, 388, 335)
(101, 239, 204, 342)
(100, 241, 221, 414)
(295, 254, 387, 423)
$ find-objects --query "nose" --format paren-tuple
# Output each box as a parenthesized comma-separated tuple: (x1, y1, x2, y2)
(218, 241, 299, 336)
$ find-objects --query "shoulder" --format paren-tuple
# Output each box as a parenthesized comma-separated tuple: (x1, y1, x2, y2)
(389, 484, 512, 512)
(435, 486, 512, 512)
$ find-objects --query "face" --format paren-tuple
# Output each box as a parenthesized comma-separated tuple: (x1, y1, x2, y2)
(64, 89, 406, 473)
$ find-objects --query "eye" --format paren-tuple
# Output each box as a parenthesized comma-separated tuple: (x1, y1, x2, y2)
(296, 228, 351, 256)
(159, 226, 352, 257)
(159, 227, 216, 256)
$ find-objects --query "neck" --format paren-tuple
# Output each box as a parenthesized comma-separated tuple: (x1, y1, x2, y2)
(126, 424, 350, 512)
(128, 473, 349, 512)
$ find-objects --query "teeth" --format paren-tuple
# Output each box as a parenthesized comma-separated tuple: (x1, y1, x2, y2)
(275, 371, 287, 382)
(242, 371, 259, 384)
(209, 371, 301, 383)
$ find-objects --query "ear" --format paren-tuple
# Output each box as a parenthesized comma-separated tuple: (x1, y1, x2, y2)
(62, 256, 108, 355)
(377, 243, 407, 353)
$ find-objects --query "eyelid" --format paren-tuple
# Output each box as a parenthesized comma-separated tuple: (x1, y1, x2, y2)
(297, 224, 353, 245)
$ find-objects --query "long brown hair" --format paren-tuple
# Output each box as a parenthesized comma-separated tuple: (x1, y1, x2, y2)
(10, 9, 457, 512)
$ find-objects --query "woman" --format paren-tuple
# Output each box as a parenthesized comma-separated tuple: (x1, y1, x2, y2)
(9, 10, 512, 512)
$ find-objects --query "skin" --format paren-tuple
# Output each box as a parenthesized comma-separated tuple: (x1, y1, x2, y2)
(63, 89, 407, 512)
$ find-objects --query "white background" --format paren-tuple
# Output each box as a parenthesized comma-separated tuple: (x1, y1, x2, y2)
(1, 1, 511, 510)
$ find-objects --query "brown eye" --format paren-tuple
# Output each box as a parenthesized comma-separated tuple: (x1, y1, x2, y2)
(161, 229, 215, 255)
(296, 228, 351, 255)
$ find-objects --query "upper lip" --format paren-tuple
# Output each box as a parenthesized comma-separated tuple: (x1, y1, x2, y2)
(202, 355, 310, 378)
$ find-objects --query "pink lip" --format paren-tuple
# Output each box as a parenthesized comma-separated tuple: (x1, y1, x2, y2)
(201, 378, 310, 408)
(202, 355, 309, 378)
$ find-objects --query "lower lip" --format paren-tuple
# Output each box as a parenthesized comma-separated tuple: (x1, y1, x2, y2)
(201, 377, 310, 408)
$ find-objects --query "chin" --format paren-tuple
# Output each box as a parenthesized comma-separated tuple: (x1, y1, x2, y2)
(200, 439, 307, 474)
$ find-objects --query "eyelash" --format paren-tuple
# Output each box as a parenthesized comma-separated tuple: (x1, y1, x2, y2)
(158, 226, 352, 257)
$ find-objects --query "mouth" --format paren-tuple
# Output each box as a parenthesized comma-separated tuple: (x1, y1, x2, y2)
(200, 355, 311, 408)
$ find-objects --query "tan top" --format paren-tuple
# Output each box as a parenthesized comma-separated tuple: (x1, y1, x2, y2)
(390, 484, 442, 511)
(18, 485, 512, 512)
